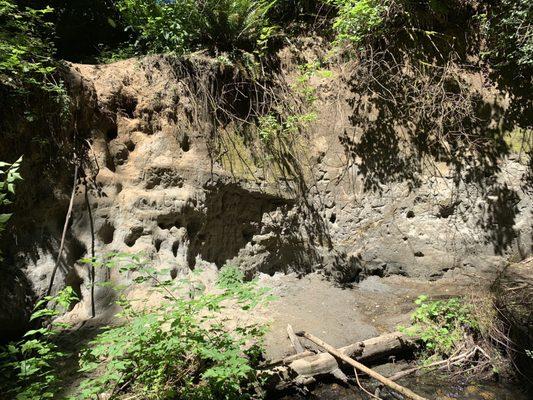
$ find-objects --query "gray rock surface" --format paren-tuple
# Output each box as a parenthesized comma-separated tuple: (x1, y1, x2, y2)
(0, 54, 531, 335)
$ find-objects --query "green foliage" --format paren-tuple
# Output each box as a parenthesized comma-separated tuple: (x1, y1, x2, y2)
(116, 0, 278, 56)
(0, 287, 78, 399)
(258, 112, 317, 143)
(116, 0, 196, 54)
(0, 0, 59, 93)
(257, 60, 326, 143)
(328, 0, 532, 84)
(328, 0, 388, 46)
(483, 0, 532, 78)
(75, 254, 269, 399)
(401, 295, 479, 360)
(217, 264, 246, 289)
(0, 156, 22, 243)
(294, 62, 319, 103)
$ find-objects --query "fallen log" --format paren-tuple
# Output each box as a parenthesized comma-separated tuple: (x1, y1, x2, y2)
(287, 324, 305, 354)
(297, 331, 428, 400)
(287, 331, 415, 379)
(286, 324, 349, 383)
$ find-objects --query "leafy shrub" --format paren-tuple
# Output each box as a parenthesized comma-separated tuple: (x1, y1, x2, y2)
(258, 112, 317, 143)
(0, 157, 22, 225)
(483, 0, 532, 79)
(117, 0, 278, 55)
(0, 287, 78, 399)
(0, 1, 59, 93)
(401, 295, 479, 360)
(75, 254, 269, 399)
(328, 0, 388, 46)
(0, 157, 22, 256)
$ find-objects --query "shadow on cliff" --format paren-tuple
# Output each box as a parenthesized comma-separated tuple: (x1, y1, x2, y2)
(159, 57, 338, 276)
(338, 31, 531, 257)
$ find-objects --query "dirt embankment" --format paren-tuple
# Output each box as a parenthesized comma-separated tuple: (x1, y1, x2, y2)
(0, 42, 531, 339)
(493, 258, 533, 385)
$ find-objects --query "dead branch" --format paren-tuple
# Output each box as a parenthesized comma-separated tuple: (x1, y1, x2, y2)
(296, 330, 428, 400)
(46, 162, 79, 296)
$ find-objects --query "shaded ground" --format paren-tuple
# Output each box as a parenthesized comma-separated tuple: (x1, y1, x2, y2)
(259, 271, 490, 360)
(259, 264, 532, 399)
(56, 264, 526, 399)
(275, 375, 530, 400)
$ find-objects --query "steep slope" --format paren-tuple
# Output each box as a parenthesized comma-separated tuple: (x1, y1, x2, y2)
(1, 48, 531, 332)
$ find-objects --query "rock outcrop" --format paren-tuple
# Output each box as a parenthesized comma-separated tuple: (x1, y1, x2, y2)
(1, 52, 531, 333)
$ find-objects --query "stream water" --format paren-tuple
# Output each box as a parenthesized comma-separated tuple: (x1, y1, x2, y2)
(276, 374, 530, 399)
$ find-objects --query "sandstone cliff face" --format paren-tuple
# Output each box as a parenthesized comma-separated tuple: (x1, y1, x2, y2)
(2, 52, 531, 331)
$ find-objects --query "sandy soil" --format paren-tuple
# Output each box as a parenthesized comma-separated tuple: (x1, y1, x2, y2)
(258, 271, 488, 360)
(55, 267, 497, 398)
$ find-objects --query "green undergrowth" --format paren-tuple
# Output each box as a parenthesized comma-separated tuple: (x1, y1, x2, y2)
(0, 0, 62, 94)
(402, 293, 524, 378)
(328, 0, 388, 46)
(0, 156, 22, 259)
(400, 295, 480, 363)
(116, 0, 279, 57)
(0, 287, 78, 399)
(73, 253, 272, 400)
(0, 253, 272, 399)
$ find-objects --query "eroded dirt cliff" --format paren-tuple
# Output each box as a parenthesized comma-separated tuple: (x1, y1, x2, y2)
(1, 47, 531, 334)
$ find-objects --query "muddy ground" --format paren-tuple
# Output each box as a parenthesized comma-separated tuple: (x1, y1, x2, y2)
(260, 270, 487, 360)
(54, 260, 533, 400)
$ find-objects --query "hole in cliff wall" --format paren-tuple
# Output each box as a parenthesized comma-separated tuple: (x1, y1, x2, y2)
(64, 269, 83, 309)
(125, 140, 136, 152)
(186, 184, 292, 269)
(124, 227, 143, 247)
(98, 221, 115, 244)
(181, 133, 190, 152)
(154, 238, 163, 252)
(120, 96, 138, 119)
(437, 201, 460, 218)
(110, 143, 130, 166)
(172, 241, 180, 257)
(157, 217, 182, 230)
(106, 126, 118, 141)
(170, 268, 178, 279)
